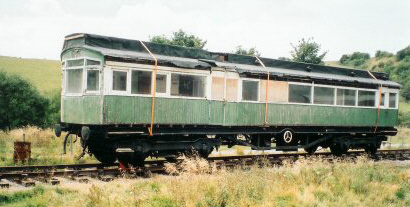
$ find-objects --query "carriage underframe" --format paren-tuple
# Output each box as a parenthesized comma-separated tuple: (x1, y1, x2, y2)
(56, 123, 395, 165)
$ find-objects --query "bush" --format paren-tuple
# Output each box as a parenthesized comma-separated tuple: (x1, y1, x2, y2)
(396, 46, 410, 61)
(0, 71, 49, 131)
(44, 89, 61, 127)
(339, 52, 370, 69)
(375, 50, 393, 59)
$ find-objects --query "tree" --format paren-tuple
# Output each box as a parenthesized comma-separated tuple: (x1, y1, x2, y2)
(149, 29, 207, 49)
(339, 52, 371, 68)
(0, 71, 49, 131)
(396, 45, 410, 61)
(290, 38, 327, 64)
(233, 45, 261, 56)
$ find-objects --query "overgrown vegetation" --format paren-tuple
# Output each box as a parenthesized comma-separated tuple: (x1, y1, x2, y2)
(290, 38, 327, 65)
(149, 29, 207, 49)
(0, 127, 96, 166)
(1, 157, 410, 206)
(339, 52, 371, 68)
(233, 45, 261, 56)
(0, 71, 60, 130)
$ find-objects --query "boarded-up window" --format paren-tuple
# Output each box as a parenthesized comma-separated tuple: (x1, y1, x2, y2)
(260, 80, 289, 103)
(314, 86, 335, 105)
(66, 69, 83, 93)
(289, 84, 311, 104)
(226, 79, 238, 101)
(336, 88, 356, 106)
(171, 74, 206, 97)
(358, 90, 375, 107)
(113, 71, 127, 91)
(389, 93, 397, 108)
(156, 74, 167, 93)
(212, 77, 224, 100)
(131, 71, 151, 94)
(242, 80, 259, 101)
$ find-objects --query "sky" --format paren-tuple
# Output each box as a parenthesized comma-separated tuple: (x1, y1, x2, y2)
(0, 0, 409, 61)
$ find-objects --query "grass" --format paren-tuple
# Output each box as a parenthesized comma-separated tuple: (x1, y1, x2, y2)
(0, 56, 61, 93)
(1, 156, 410, 206)
(0, 127, 96, 166)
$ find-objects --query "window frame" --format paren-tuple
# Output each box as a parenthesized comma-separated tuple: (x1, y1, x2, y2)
(64, 57, 85, 97)
(288, 82, 313, 105)
(313, 84, 336, 106)
(154, 72, 171, 98)
(335, 86, 357, 107)
(240, 78, 260, 102)
(170, 72, 208, 99)
(388, 92, 399, 109)
(357, 89, 378, 108)
(85, 68, 101, 94)
(111, 68, 130, 95)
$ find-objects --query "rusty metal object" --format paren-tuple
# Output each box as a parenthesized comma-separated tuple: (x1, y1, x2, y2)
(13, 141, 31, 164)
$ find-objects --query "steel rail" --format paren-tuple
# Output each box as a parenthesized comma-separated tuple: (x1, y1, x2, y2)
(1, 149, 409, 184)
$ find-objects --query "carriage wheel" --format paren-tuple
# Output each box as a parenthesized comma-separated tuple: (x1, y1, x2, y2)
(364, 144, 378, 155)
(87, 138, 117, 164)
(330, 143, 349, 156)
(304, 145, 318, 155)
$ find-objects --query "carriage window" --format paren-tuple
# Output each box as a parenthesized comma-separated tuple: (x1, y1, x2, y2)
(314, 86, 335, 105)
(66, 69, 83, 93)
(131, 71, 151, 94)
(358, 90, 376, 107)
(66, 59, 84, 67)
(86, 59, 100, 66)
(380, 93, 386, 106)
(171, 74, 206, 97)
(289, 84, 311, 104)
(156, 74, 167, 93)
(336, 88, 356, 106)
(242, 80, 259, 101)
(389, 93, 397, 108)
(113, 71, 127, 91)
(87, 70, 99, 91)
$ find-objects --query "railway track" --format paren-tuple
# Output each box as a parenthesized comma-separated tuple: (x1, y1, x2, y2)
(1, 149, 410, 188)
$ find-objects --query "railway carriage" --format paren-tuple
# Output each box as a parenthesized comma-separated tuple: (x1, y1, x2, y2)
(55, 33, 401, 165)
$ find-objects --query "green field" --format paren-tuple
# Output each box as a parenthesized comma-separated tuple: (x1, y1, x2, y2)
(0, 56, 61, 93)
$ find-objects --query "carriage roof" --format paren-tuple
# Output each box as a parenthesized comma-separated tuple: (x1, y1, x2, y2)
(62, 33, 401, 88)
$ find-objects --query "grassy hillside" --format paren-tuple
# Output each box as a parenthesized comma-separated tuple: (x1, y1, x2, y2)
(0, 56, 61, 93)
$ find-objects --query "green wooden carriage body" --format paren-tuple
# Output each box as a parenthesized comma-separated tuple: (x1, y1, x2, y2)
(60, 34, 400, 132)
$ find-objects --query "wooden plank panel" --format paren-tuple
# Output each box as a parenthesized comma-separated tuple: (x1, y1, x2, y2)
(63, 96, 102, 124)
(226, 79, 238, 101)
(212, 77, 224, 100)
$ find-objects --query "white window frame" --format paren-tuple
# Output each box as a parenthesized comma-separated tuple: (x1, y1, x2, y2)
(111, 68, 130, 95)
(386, 90, 399, 109)
(129, 68, 154, 97)
(154, 72, 171, 98)
(313, 84, 337, 106)
(64, 57, 85, 97)
(85, 68, 102, 94)
(287, 82, 313, 106)
(334, 86, 358, 107)
(357, 88, 378, 108)
(169, 72, 208, 100)
(240, 78, 260, 102)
